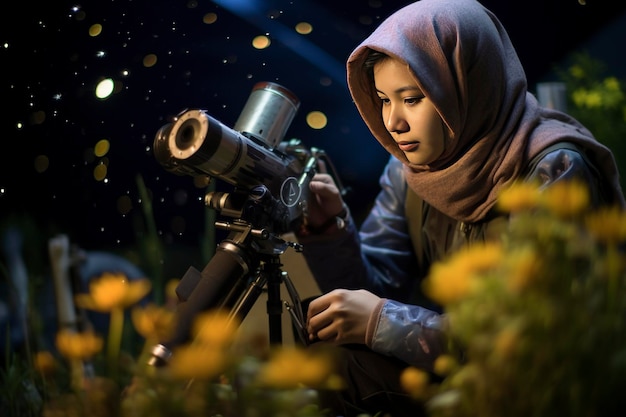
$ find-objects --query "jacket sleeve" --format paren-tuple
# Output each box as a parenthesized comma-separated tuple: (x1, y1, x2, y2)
(525, 143, 608, 206)
(367, 299, 447, 371)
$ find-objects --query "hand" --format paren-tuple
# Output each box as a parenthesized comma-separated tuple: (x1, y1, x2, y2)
(304, 173, 346, 229)
(306, 289, 382, 345)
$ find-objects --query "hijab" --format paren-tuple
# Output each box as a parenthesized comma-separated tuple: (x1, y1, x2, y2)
(347, 0, 625, 222)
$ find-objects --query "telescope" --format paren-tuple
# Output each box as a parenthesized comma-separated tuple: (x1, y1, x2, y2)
(149, 82, 343, 366)
(153, 81, 341, 236)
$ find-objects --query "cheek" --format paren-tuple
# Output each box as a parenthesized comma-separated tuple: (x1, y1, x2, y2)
(426, 115, 446, 155)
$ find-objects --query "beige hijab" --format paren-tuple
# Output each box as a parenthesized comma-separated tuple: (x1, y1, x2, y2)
(347, 0, 625, 222)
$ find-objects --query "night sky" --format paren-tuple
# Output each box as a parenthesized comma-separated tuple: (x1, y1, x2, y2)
(2, 0, 625, 275)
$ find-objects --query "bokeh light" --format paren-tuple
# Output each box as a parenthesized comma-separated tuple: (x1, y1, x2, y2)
(252, 35, 271, 49)
(117, 195, 133, 215)
(95, 139, 110, 157)
(89, 23, 103, 37)
(295, 22, 313, 35)
(203, 13, 217, 24)
(93, 163, 108, 182)
(95, 79, 115, 99)
(306, 111, 328, 129)
(34, 155, 49, 174)
(143, 54, 158, 68)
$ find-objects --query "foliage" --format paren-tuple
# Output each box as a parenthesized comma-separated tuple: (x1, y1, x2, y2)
(1, 353, 43, 417)
(1, 272, 339, 417)
(409, 181, 626, 417)
(556, 51, 626, 190)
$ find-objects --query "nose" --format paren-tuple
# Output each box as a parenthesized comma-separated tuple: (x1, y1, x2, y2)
(384, 105, 408, 133)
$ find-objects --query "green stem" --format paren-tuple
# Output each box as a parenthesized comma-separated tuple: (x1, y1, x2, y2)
(606, 243, 619, 312)
(70, 358, 84, 393)
(107, 307, 124, 381)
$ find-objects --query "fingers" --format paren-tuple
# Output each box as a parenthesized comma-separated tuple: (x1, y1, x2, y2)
(306, 293, 334, 342)
(311, 172, 335, 185)
(306, 294, 325, 321)
(310, 174, 340, 195)
(306, 290, 353, 343)
(305, 289, 381, 345)
(308, 174, 345, 217)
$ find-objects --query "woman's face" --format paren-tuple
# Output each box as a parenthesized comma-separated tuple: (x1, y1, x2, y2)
(374, 57, 446, 165)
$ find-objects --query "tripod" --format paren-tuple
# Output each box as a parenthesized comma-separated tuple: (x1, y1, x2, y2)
(149, 188, 309, 367)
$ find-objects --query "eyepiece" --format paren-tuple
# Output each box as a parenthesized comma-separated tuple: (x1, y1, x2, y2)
(176, 118, 203, 152)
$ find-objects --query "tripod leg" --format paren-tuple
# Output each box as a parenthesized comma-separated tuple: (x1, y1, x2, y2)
(148, 248, 248, 366)
(228, 273, 266, 323)
(281, 271, 304, 326)
(265, 273, 283, 344)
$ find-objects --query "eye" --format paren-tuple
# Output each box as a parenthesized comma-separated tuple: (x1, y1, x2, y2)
(378, 96, 390, 105)
(404, 96, 423, 105)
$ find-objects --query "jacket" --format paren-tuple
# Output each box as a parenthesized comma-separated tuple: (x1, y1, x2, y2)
(298, 144, 613, 370)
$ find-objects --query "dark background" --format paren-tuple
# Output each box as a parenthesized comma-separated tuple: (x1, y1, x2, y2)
(2, 0, 626, 276)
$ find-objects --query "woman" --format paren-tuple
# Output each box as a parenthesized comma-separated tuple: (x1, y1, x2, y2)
(295, 0, 625, 416)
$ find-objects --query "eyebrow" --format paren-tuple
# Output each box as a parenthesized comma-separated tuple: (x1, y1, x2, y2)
(375, 86, 423, 95)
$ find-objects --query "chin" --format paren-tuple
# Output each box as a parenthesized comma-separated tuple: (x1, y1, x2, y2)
(404, 154, 429, 165)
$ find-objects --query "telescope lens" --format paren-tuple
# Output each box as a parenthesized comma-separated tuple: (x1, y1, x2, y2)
(176, 118, 202, 151)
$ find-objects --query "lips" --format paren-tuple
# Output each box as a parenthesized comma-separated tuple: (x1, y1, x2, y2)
(397, 141, 419, 152)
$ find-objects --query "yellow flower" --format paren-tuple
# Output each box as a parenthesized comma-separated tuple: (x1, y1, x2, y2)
(457, 242, 503, 271)
(34, 351, 58, 376)
(572, 88, 603, 109)
(540, 180, 590, 218)
(585, 206, 626, 245)
(496, 181, 541, 213)
(505, 246, 543, 293)
(192, 309, 240, 348)
(604, 76, 621, 92)
(400, 367, 430, 399)
(423, 242, 503, 305)
(74, 272, 152, 312)
(131, 303, 174, 342)
(433, 354, 458, 377)
(168, 344, 229, 380)
(255, 346, 335, 389)
(55, 329, 104, 360)
(165, 278, 180, 306)
(424, 262, 475, 306)
(569, 64, 585, 79)
(493, 326, 520, 360)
